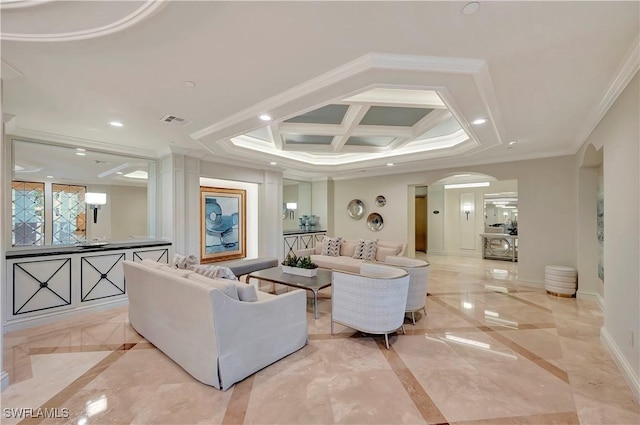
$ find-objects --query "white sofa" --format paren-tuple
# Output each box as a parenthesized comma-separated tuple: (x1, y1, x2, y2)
(123, 260, 308, 391)
(296, 238, 407, 273)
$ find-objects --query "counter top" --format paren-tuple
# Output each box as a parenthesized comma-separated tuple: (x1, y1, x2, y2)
(6, 239, 172, 259)
(283, 229, 327, 235)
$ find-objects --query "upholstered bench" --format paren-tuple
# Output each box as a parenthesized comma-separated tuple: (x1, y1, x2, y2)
(216, 257, 279, 278)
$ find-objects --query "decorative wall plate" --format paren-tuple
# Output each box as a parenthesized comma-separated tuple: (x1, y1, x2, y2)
(366, 213, 384, 231)
(347, 199, 365, 219)
(375, 195, 386, 207)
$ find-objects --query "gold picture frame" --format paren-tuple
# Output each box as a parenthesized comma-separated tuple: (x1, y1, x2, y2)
(200, 186, 246, 263)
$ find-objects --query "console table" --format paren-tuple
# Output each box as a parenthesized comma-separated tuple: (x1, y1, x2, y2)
(282, 229, 326, 259)
(4, 239, 172, 331)
(480, 233, 518, 262)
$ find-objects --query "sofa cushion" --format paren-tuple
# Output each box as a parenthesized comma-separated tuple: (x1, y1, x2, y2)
(321, 236, 342, 257)
(378, 240, 406, 257)
(235, 282, 258, 302)
(188, 273, 240, 300)
(310, 254, 362, 274)
(353, 239, 378, 261)
(340, 240, 358, 257)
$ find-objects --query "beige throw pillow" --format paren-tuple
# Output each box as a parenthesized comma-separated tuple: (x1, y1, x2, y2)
(321, 236, 342, 257)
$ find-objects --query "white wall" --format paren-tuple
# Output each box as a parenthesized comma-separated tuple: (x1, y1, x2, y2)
(110, 186, 147, 240)
(333, 156, 576, 284)
(582, 72, 639, 400)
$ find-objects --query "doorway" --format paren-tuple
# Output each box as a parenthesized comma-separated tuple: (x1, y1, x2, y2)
(415, 186, 428, 253)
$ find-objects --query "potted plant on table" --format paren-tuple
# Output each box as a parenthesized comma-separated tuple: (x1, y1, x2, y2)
(281, 253, 319, 277)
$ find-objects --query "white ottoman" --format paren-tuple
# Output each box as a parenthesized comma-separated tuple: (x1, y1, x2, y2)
(545, 265, 577, 297)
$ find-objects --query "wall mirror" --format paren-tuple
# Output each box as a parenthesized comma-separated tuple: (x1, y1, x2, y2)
(10, 139, 156, 246)
(484, 188, 518, 235)
(282, 179, 312, 230)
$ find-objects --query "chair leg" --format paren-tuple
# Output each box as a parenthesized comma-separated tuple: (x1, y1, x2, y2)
(401, 324, 406, 335)
(422, 307, 427, 316)
(385, 333, 390, 350)
(411, 311, 416, 325)
(331, 320, 334, 335)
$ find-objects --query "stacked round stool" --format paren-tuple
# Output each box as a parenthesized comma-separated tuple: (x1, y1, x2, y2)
(545, 265, 577, 297)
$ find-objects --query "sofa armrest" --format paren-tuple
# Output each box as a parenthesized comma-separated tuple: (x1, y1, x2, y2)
(210, 289, 308, 390)
(294, 248, 316, 257)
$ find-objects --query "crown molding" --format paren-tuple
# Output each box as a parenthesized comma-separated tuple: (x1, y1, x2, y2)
(1, 0, 165, 42)
(8, 127, 157, 159)
(573, 34, 640, 152)
(0, 0, 53, 10)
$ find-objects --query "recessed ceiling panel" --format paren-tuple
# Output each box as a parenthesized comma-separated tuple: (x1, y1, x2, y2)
(285, 135, 334, 145)
(284, 104, 348, 125)
(246, 127, 271, 142)
(417, 116, 463, 139)
(345, 136, 396, 147)
(360, 106, 432, 127)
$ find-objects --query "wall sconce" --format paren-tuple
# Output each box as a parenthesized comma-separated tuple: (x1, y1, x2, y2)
(85, 192, 107, 223)
(286, 202, 297, 219)
(463, 203, 473, 221)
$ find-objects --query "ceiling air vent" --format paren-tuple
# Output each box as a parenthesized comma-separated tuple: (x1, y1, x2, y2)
(160, 114, 190, 126)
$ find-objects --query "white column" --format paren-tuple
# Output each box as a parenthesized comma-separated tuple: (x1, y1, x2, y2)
(1, 79, 9, 390)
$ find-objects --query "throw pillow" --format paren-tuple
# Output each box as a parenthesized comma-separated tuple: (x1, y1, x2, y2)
(188, 264, 237, 280)
(159, 265, 193, 278)
(375, 246, 398, 262)
(235, 282, 258, 302)
(340, 240, 358, 257)
(321, 236, 342, 257)
(353, 239, 378, 261)
(172, 253, 198, 269)
(188, 273, 240, 300)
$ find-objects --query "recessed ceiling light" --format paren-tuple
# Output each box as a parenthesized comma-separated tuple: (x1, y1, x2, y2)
(387, 163, 394, 167)
(462, 2, 480, 15)
(76, 152, 86, 156)
(116, 171, 124, 175)
(508, 141, 517, 146)
(46, 175, 53, 179)
(454, 174, 471, 177)
(76, 148, 86, 152)
(471, 118, 488, 125)
(109, 121, 124, 127)
(270, 161, 277, 165)
(184, 81, 196, 88)
(259, 114, 272, 121)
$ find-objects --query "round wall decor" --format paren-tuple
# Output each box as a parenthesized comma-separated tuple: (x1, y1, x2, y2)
(375, 195, 386, 207)
(347, 199, 365, 219)
(366, 213, 384, 231)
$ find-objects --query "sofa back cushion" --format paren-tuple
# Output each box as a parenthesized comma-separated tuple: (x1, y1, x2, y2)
(159, 265, 193, 278)
(375, 246, 400, 262)
(321, 236, 342, 257)
(340, 240, 358, 257)
(189, 273, 240, 301)
(377, 240, 407, 257)
(353, 239, 378, 261)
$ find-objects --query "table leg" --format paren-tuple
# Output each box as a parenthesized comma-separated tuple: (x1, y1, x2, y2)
(313, 290, 319, 319)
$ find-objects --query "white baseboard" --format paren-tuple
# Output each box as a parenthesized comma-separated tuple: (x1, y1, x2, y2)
(1, 371, 9, 391)
(601, 326, 640, 403)
(576, 290, 605, 311)
(3, 299, 129, 333)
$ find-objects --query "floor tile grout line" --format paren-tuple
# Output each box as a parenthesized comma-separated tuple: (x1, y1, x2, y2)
(376, 339, 449, 425)
(16, 343, 134, 425)
(429, 297, 570, 384)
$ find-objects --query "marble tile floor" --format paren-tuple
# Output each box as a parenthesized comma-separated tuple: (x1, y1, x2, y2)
(1, 255, 638, 425)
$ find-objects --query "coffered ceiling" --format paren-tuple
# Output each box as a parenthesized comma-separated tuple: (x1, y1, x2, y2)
(1, 1, 638, 180)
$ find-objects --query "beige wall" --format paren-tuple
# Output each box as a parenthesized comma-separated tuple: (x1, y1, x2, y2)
(334, 155, 576, 285)
(110, 185, 147, 240)
(583, 71, 639, 395)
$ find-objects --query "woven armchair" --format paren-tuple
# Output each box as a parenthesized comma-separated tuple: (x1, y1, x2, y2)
(384, 256, 431, 324)
(331, 263, 409, 349)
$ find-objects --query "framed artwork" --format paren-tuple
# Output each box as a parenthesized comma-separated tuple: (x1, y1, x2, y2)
(200, 187, 246, 263)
